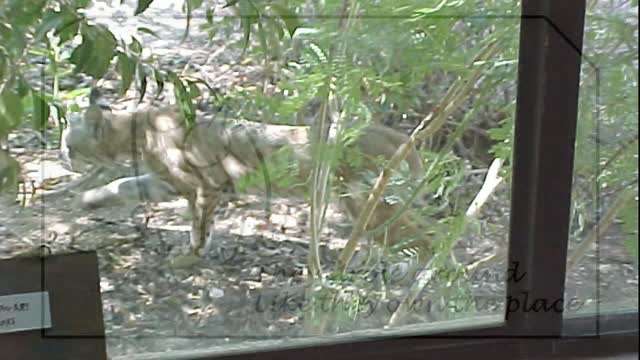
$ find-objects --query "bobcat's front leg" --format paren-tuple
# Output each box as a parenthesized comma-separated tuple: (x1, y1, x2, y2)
(171, 187, 220, 268)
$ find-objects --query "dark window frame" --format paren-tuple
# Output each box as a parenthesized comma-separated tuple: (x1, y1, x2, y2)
(132, 0, 638, 359)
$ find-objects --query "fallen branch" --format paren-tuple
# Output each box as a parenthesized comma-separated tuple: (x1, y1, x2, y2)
(466, 158, 504, 218)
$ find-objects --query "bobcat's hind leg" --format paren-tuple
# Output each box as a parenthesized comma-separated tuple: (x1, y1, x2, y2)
(189, 187, 222, 256)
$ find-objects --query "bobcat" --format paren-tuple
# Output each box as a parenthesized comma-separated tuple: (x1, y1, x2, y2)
(59, 90, 430, 264)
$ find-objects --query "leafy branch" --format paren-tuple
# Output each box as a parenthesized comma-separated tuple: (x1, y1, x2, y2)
(335, 38, 501, 274)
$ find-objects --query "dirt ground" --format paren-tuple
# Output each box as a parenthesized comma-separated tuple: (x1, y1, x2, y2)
(0, 0, 637, 357)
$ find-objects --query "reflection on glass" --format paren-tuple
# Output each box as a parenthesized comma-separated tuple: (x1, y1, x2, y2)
(0, 0, 523, 357)
(564, 0, 638, 333)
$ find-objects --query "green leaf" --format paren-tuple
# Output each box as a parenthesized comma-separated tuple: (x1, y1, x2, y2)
(256, 21, 268, 55)
(134, 0, 154, 15)
(264, 17, 284, 47)
(169, 72, 195, 127)
(35, 8, 80, 44)
(71, 0, 92, 9)
(187, 81, 201, 98)
(61, 87, 91, 100)
(8, 0, 47, 26)
(238, 0, 255, 54)
(182, 0, 204, 41)
(308, 42, 328, 64)
(205, 6, 214, 26)
(271, 3, 300, 37)
(69, 36, 93, 72)
(16, 76, 31, 98)
(35, 9, 65, 41)
(129, 35, 143, 55)
(137, 62, 148, 103)
(414, 0, 447, 15)
(116, 53, 136, 94)
(52, 103, 67, 124)
(137, 26, 159, 38)
(152, 68, 164, 97)
(0, 114, 11, 136)
(70, 24, 117, 78)
(0, 149, 20, 194)
(2, 24, 26, 59)
(0, 48, 6, 82)
(31, 90, 50, 130)
(0, 23, 11, 45)
(0, 88, 24, 129)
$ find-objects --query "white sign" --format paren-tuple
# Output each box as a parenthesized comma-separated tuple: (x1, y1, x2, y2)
(0, 292, 52, 334)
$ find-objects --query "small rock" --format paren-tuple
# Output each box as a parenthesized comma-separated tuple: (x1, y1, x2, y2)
(209, 287, 224, 298)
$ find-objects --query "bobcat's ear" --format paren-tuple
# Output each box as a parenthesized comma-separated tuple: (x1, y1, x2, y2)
(89, 87, 111, 111)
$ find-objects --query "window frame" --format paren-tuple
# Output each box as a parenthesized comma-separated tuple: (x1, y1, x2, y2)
(118, 0, 639, 359)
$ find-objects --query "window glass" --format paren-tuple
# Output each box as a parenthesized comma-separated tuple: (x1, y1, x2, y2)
(564, 0, 638, 334)
(0, 0, 522, 357)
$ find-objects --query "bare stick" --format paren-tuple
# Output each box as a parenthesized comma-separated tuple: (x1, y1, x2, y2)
(466, 158, 504, 218)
